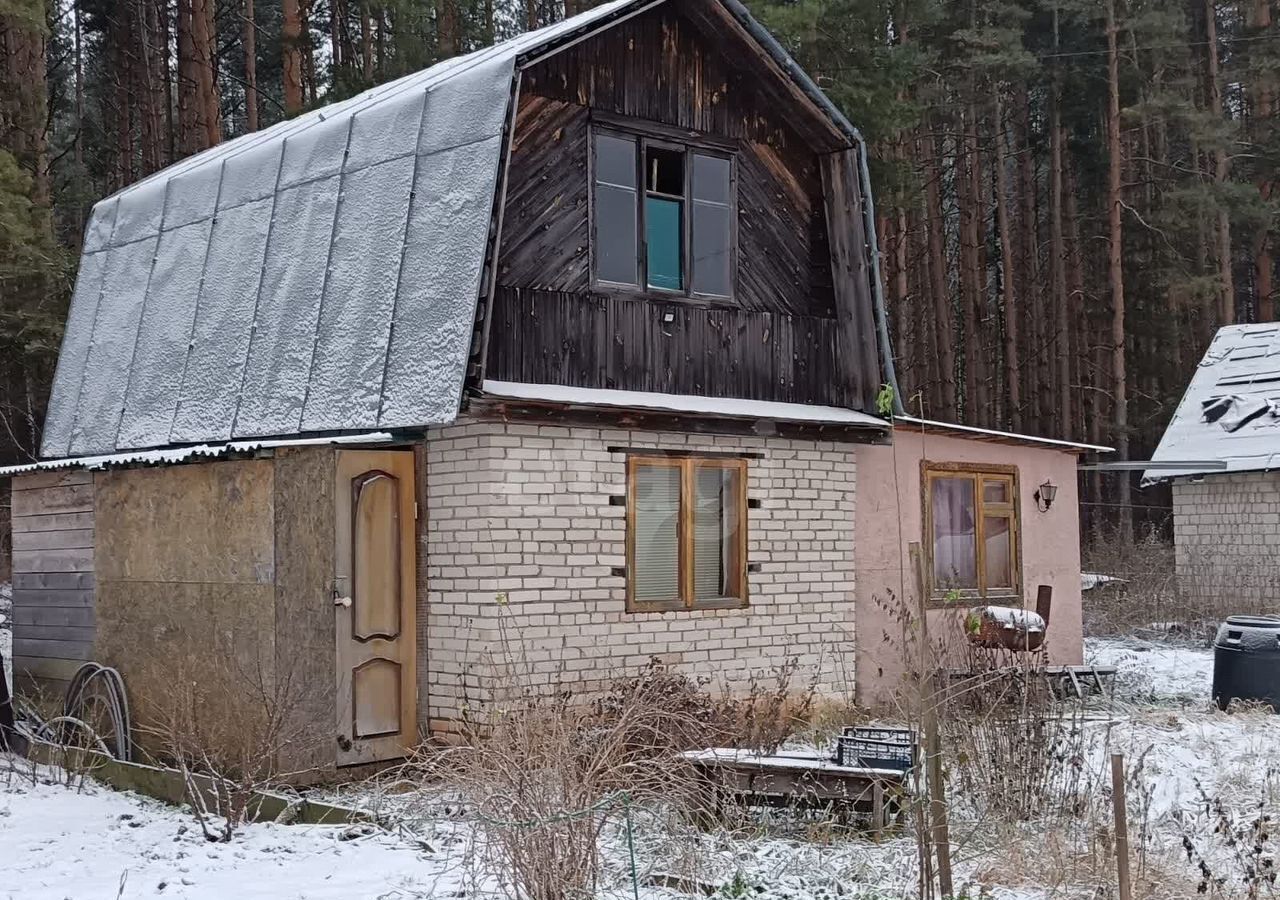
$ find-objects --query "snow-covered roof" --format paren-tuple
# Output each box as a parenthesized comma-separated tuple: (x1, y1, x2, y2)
(481, 381, 888, 428)
(1146, 324, 1280, 483)
(42, 0, 862, 463)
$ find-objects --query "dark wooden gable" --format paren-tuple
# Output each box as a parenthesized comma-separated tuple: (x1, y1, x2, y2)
(485, 0, 881, 414)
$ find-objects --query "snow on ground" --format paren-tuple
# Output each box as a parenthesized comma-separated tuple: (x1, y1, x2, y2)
(1086, 634, 1215, 705)
(2, 635, 1277, 900)
(0, 767, 469, 900)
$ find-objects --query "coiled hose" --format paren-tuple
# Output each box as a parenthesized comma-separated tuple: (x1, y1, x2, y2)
(19, 662, 133, 762)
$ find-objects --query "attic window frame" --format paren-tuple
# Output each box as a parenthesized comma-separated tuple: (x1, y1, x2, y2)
(589, 117, 738, 304)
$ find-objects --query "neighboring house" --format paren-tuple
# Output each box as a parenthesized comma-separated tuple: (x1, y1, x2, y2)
(2, 0, 1101, 773)
(1147, 323, 1280, 611)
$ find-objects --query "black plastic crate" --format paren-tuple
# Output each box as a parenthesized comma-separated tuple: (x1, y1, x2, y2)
(835, 727, 916, 771)
(843, 725, 913, 745)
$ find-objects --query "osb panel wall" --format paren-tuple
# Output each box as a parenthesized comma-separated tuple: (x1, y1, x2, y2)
(93, 460, 277, 761)
(9, 470, 96, 684)
(272, 446, 337, 773)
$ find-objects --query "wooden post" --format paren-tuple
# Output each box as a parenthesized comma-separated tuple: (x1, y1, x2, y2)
(909, 542, 953, 898)
(1111, 752, 1132, 900)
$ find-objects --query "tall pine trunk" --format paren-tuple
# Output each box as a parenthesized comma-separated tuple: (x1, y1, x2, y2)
(1251, 0, 1274, 320)
(1203, 0, 1235, 324)
(282, 0, 304, 114)
(1016, 87, 1044, 434)
(959, 110, 983, 425)
(438, 0, 459, 56)
(1050, 7, 1072, 440)
(923, 125, 955, 418)
(994, 93, 1020, 431)
(244, 0, 258, 131)
(1106, 0, 1132, 543)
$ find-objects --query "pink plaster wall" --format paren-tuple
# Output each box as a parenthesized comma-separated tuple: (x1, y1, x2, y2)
(853, 429, 1083, 708)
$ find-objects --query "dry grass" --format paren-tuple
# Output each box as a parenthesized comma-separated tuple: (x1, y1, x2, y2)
(945, 666, 1096, 823)
(1078, 526, 1280, 642)
(137, 651, 321, 841)
(380, 618, 831, 900)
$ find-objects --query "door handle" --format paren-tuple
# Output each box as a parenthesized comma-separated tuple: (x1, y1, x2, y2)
(334, 596, 353, 608)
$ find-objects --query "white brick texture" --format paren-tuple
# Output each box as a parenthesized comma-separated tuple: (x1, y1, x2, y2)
(418, 421, 858, 730)
(1173, 472, 1280, 610)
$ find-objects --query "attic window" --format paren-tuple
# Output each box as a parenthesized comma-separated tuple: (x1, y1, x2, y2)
(592, 127, 734, 299)
(645, 146, 684, 291)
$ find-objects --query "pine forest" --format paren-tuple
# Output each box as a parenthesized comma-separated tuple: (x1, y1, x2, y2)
(1, 0, 1277, 541)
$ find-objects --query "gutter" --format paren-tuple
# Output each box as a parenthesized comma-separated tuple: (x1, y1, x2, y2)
(718, 0, 903, 415)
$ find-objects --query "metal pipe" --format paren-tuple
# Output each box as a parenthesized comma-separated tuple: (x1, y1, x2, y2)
(857, 140, 904, 415)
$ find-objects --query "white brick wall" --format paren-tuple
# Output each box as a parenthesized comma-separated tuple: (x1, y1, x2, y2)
(1173, 472, 1280, 610)
(419, 420, 858, 730)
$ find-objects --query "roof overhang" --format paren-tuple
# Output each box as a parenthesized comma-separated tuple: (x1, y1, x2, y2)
(893, 416, 1113, 454)
(0, 432, 399, 478)
(479, 381, 889, 430)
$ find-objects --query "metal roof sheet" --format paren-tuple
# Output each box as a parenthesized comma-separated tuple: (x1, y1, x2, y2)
(40, 0, 647, 460)
(39, 0, 862, 462)
(1146, 324, 1280, 483)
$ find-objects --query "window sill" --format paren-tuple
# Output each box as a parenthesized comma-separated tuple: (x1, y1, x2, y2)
(627, 597, 749, 614)
(591, 283, 738, 311)
(926, 590, 1021, 609)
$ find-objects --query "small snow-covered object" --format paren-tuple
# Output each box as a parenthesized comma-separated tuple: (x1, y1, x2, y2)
(965, 605, 1047, 651)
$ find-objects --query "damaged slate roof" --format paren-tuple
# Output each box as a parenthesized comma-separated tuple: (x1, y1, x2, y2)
(44, 0, 866, 460)
(1146, 324, 1280, 483)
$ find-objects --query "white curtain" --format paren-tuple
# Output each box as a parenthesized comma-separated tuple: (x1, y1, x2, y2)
(931, 477, 977, 588)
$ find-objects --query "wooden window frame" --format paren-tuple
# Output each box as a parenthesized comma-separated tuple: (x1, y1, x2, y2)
(589, 119, 737, 304)
(921, 461, 1021, 605)
(625, 455, 749, 613)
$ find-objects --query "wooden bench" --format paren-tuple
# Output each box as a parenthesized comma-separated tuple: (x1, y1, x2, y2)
(680, 748, 909, 834)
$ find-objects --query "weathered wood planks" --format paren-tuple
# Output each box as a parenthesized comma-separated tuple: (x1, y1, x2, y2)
(489, 2, 878, 412)
(501, 3, 838, 319)
(486, 286, 851, 408)
(820, 149, 882, 413)
(9, 470, 96, 683)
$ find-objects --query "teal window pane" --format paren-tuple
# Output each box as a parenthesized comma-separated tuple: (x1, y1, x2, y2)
(645, 196, 682, 291)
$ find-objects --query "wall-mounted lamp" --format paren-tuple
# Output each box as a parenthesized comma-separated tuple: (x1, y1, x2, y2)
(1034, 479, 1058, 512)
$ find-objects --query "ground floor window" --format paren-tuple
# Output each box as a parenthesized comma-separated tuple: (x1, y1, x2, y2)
(924, 463, 1019, 601)
(626, 455, 748, 612)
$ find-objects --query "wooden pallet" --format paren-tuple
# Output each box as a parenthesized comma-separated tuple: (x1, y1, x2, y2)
(680, 749, 909, 834)
(947, 664, 1118, 699)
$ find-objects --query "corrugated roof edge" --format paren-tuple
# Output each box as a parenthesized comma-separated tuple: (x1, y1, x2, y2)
(894, 416, 1113, 453)
(1141, 456, 1280, 486)
(0, 432, 398, 477)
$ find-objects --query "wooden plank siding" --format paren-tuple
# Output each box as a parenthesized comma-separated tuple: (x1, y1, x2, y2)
(489, 2, 881, 414)
(506, 12, 837, 319)
(9, 470, 96, 683)
(820, 149, 883, 412)
(486, 286, 851, 408)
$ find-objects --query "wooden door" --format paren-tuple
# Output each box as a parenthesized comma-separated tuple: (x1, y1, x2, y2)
(334, 450, 417, 766)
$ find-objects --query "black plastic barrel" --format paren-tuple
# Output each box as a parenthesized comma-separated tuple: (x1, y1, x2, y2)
(1213, 615, 1280, 710)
